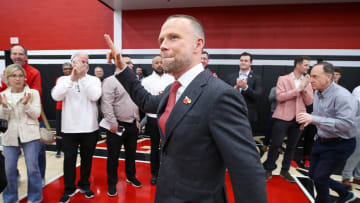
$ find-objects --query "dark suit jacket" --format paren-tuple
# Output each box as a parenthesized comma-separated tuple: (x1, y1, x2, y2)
(228, 72, 262, 123)
(116, 68, 267, 203)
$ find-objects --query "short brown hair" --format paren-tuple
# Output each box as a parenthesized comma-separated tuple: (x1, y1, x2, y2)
(166, 14, 205, 40)
(294, 56, 311, 67)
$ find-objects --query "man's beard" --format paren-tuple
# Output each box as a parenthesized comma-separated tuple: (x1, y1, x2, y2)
(155, 70, 164, 75)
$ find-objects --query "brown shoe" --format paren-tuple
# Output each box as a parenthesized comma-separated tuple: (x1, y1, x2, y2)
(277, 147, 283, 154)
(280, 170, 295, 183)
(352, 178, 360, 185)
(262, 145, 268, 152)
(342, 179, 353, 190)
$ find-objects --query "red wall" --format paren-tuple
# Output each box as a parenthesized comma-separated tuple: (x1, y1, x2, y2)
(122, 3, 360, 49)
(0, 0, 113, 50)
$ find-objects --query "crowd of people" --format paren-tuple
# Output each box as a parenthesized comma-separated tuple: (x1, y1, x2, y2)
(0, 14, 359, 203)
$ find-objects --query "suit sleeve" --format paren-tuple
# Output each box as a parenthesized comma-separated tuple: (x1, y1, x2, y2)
(276, 76, 300, 102)
(242, 75, 262, 102)
(268, 87, 276, 102)
(101, 79, 118, 128)
(115, 68, 161, 114)
(209, 88, 268, 203)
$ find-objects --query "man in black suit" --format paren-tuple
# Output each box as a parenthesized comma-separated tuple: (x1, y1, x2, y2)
(104, 14, 267, 203)
(232, 52, 262, 133)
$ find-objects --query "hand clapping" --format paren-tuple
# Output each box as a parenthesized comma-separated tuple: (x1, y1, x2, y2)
(71, 60, 87, 81)
(236, 78, 248, 89)
(298, 74, 310, 92)
(21, 92, 31, 105)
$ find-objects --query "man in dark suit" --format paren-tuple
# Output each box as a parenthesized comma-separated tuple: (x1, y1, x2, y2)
(104, 14, 267, 203)
(230, 52, 262, 133)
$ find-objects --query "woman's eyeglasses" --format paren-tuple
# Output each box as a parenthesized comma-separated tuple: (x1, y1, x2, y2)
(9, 74, 25, 79)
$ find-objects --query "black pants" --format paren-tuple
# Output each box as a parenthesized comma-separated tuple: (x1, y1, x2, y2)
(55, 109, 63, 152)
(62, 131, 98, 193)
(302, 124, 317, 158)
(106, 120, 138, 187)
(0, 151, 7, 193)
(263, 119, 301, 172)
(146, 117, 160, 176)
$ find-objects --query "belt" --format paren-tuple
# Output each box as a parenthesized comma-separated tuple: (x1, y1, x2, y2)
(317, 137, 344, 143)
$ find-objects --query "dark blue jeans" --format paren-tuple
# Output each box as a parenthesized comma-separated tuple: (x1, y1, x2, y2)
(310, 138, 355, 203)
(39, 121, 46, 179)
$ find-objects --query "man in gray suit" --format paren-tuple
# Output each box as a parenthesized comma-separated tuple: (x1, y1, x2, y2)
(104, 14, 267, 203)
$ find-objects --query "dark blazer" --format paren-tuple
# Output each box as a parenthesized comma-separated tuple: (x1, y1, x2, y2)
(228, 71, 262, 123)
(116, 68, 267, 203)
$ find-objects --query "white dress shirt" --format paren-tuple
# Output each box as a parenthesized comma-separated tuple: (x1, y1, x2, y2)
(141, 72, 174, 118)
(176, 63, 204, 102)
(291, 72, 304, 89)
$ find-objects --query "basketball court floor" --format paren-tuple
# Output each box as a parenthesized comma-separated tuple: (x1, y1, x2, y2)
(3, 135, 360, 203)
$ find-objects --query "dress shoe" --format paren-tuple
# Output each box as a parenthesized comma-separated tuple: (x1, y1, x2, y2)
(280, 170, 295, 183)
(126, 177, 142, 187)
(150, 176, 157, 185)
(262, 145, 268, 152)
(342, 179, 353, 190)
(352, 178, 360, 185)
(336, 191, 356, 203)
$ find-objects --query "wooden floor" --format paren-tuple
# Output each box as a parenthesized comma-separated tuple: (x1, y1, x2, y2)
(2, 137, 360, 203)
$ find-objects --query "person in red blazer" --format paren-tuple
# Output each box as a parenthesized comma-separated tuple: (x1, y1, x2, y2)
(263, 56, 313, 182)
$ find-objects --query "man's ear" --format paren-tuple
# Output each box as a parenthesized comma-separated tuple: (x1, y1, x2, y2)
(194, 38, 204, 54)
(328, 73, 333, 82)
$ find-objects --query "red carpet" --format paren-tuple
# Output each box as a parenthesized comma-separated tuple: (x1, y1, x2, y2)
(97, 139, 151, 152)
(20, 157, 310, 203)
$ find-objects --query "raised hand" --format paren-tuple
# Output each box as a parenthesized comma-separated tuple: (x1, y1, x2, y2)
(104, 34, 126, 70)
(21, 92, 32, 105)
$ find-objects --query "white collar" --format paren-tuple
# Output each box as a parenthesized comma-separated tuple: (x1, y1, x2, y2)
(177, 63, 204, 88)
(291, 72, 304, 80)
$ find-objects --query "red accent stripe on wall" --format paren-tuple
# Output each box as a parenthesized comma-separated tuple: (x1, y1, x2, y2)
(122, 3, 360, 49)
(0, 0, 113, 50)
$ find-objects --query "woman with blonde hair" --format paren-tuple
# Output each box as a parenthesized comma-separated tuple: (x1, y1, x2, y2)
(0, 64, 42, 203)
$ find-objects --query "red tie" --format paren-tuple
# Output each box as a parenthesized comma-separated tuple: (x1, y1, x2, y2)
(158, 81, 181, 135)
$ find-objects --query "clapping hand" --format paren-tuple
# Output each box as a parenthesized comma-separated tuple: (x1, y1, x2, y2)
(298, 74, 310, 92)
(104, 34, 126, 70)
(236, 78, 248, 89)
(71, 60, 87, 81)
(21, 92, 31, 105)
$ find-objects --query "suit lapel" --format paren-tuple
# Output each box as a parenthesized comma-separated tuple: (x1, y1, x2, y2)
(157, 87, 171, 115)
(247, 73, 254, 87)
(161, 70, 210, 148)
